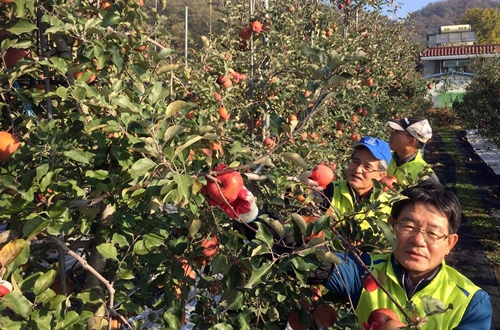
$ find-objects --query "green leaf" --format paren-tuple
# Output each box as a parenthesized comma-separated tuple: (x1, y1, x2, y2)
(327, 52, 345, 71)
(49, 57, 68, 75)
(33, 269, 57, 295)
(147, 82, 170, 104)
(59, 310, 80, 327)
(325, 75, 349, 90)
(96, 243, 118, 260)
(0, 292, 33, 319)
(290, 213, 307, 234)
(165, 100, 195, 118)
(421, 295, 453, 316)
(130, 158, 156, 179)
(63, 149, 91, 163)
(164, 125, 186, 142)
(174, 135, 204, 158)
(157, 64, 180, 75)
(114, 95, 139, 113)
(254, 222, 274, 249)
(314, 249, 342, 264)
(158, 48, 175, 58)
(220, 290, 245, 310)
(85, 170, 109, 180)
(281, 152, 308, 169)
(9, 19, 37, 34)
(22, 216, 49, 237)
(245, 263, 272, 289)
(143, 233, 165, 249)
(117, 269, 136, 280)
(173, 174, 192, 201)
(112, 233, 130, 248)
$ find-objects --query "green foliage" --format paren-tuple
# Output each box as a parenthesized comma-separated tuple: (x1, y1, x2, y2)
(459, 8, 500, 44)
(0, 0, 438, 328)
(453, 57, 500, 144)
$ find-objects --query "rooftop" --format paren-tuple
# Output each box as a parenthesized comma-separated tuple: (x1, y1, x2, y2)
(420, 44, 500, 58)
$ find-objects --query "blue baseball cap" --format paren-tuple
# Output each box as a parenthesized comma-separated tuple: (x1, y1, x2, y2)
(351, 136, 392, 165)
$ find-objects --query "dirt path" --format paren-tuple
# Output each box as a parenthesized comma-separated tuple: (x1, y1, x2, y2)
(426, 130, 500, 329)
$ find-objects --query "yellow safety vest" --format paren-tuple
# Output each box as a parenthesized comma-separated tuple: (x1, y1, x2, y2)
(327, 181, 391, 230)
(387, 150, 433, 186)
(356, 254, 480, 329)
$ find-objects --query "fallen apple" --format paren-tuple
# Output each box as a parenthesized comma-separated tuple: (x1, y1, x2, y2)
(205, 164, 244, 204)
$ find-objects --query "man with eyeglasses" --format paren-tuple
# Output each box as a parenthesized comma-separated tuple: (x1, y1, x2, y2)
(387, 117, 439, 185)
(298, 136, 392, 220)
(319, 180, 492, 329)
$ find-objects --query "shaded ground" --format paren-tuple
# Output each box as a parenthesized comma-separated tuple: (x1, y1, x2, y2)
(425, 130, 500, 329)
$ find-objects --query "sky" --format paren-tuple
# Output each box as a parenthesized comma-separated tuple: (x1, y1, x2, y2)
(390, 0, 437, 17)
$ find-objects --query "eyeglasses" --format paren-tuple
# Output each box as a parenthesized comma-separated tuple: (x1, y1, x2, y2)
(395, 221, 449, 244)
(348, 158, 380, 173)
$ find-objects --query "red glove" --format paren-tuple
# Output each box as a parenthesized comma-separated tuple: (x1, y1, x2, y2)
(203, 165, 258, 222)
(206, 187, 258, 222)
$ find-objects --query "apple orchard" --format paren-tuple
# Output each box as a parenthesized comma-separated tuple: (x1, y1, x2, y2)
(0, 0, 435, 329)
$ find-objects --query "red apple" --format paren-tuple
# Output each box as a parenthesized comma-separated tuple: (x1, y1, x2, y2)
(205, 164, 244, 204)
(362, 276, 378, 292)
(378, 319, 407, 330)
(367, 308, 400, 327)
(309, 164, 335, 189)
(200, 236, 218, 258)
(251, 20, 262, 33)
(364, 77, 374, 87)
(217, 75, 229, 85)
(379, 176, 397, 192)
(0, 280, 12, 297)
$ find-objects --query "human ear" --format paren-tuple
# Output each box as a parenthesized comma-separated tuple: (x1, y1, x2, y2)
(445, 234, 459, 255)
(388, 216, 395, 226)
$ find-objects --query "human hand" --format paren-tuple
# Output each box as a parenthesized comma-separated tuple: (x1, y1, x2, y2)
(298, 170, 324, 190)
(203, 166, 258, 223)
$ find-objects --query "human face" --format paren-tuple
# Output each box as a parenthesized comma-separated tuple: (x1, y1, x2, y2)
(388, 128, 415, 156)
(346, 148, 386, 195)
(391, 203, 458, 283)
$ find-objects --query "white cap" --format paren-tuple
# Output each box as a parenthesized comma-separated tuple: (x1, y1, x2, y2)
(388, 117, 432, 143)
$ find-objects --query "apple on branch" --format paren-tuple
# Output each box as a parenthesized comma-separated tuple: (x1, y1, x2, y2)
(379, 175, 397, 192)
(205, 164, 244, 204)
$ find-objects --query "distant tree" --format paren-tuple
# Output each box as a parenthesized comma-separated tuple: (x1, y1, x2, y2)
(409, 0, 500, 44)
(459, 8, 500, 44)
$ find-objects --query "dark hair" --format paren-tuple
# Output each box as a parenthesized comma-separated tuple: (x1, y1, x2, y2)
(390, 181, 461, 234)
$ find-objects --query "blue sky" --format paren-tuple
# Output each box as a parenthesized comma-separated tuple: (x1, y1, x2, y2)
(390, 0, 437, 17)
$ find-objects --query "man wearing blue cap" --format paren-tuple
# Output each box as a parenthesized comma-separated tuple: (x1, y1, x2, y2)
(299, 136, 392, 221)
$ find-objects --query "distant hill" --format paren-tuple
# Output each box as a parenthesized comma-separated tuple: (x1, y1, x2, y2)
(409, 0, 500, 44)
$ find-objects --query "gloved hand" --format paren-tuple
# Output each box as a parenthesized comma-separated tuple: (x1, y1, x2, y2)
(207, 187, 259, 223)
(298, 164, 334, 190)
(298, 170, 323, 190)
(203, 166, 259, 223)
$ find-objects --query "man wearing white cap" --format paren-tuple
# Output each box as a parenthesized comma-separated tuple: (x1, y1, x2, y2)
(387, 117, 439, 185)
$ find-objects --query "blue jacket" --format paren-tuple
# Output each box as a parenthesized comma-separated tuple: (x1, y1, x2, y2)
(323, 252, 493, 330)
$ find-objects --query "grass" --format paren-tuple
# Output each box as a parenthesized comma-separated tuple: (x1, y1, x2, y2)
(437, 128, 500, 281)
